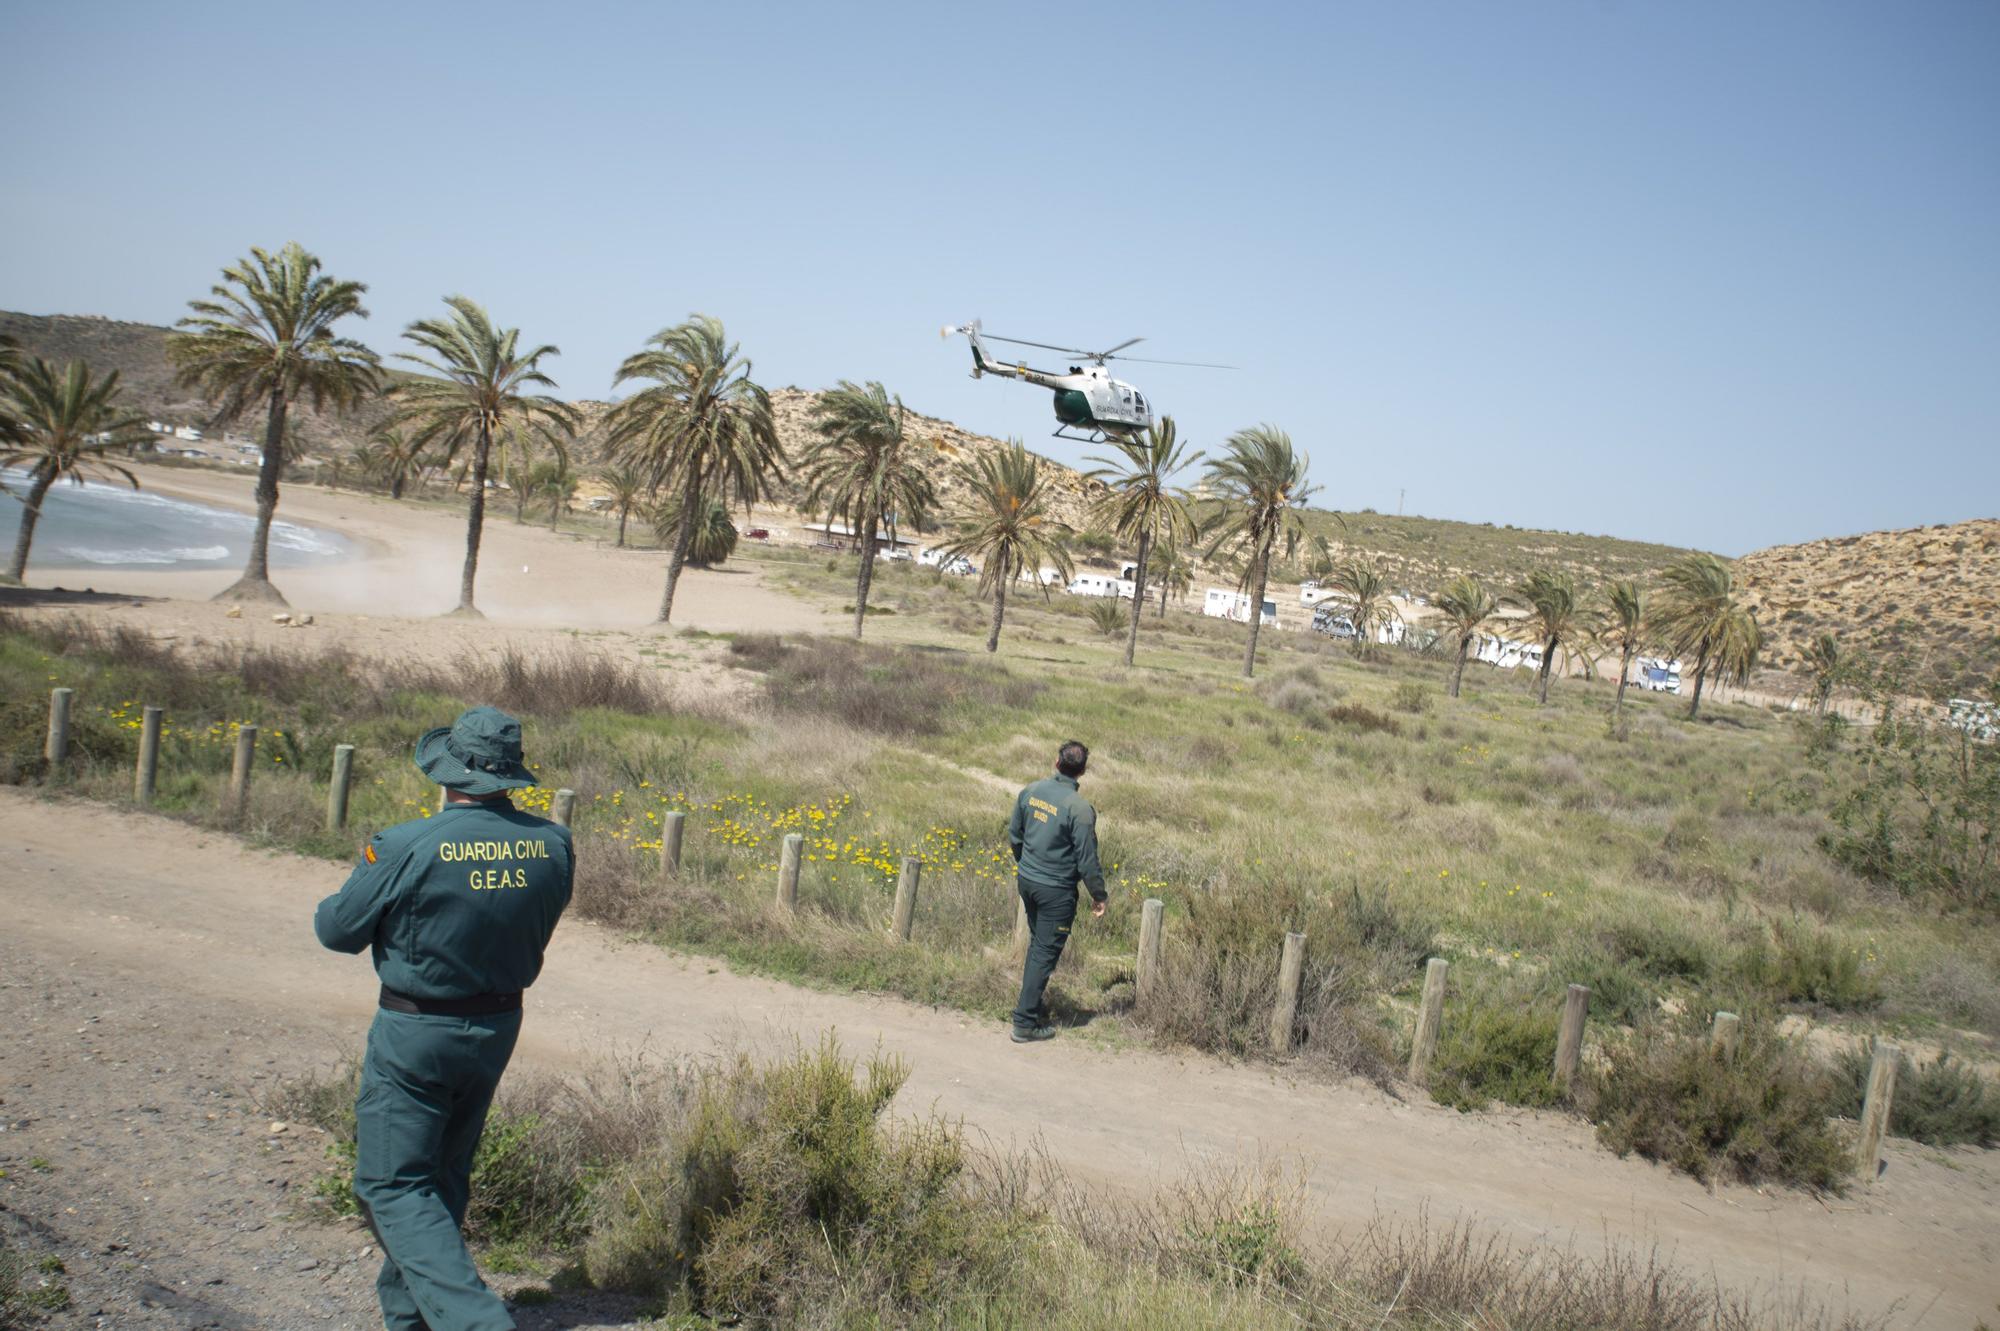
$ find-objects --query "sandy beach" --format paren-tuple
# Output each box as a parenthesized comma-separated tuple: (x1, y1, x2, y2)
(8, 463, 841, 672)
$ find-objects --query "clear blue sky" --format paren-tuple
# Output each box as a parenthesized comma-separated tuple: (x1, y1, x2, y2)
(4, 1, 1995, 555)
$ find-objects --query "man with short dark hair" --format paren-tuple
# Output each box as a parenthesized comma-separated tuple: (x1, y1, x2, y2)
(1007, 739, 1106, 1043)
(314, 705, 574, 1331)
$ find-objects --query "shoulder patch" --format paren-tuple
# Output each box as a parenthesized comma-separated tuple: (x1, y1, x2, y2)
(364, 843, 377, 865)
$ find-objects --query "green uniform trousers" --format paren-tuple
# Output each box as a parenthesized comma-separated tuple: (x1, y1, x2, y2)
(354, 1007, 522, 1331)
(1013, 877, 1078, 1031)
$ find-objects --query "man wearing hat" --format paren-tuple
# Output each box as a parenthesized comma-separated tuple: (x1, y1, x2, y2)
(315, 706, 574, 1331)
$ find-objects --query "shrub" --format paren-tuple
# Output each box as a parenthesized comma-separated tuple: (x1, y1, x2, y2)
(1588, 1017, 1851, 1190)
(1327, 702, 1401, 736)
(586, 1038, 1021, 1321)
(1831, 1046, 2000, 1148)
(1391, 680, 1431, 715)
(1732, 922, 1882, 1012)
(1427, 996, 1563, 1112)
(1138, 881, 1421, 1079)
(753, 637, 1042, 737)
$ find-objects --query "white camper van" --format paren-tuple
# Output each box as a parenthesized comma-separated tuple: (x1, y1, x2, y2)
(1204, 588, 1278, 626)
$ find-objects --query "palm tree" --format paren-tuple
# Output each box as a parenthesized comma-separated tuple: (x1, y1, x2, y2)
(532, 457, 577, 530)
(601, 465, 649, 548)
(1202, 425, 1321, 678)
(940, 441, 1074, 653)
(604, 315, 782, 624)
(681, 499, 739, 568)
(1804, 632, 1841, 716)
(798, 381, 939, 638)
(1153, 539, 1195, 619)
(1434, 575, 1499, 699)
(3, 359, 148, 584)
(356, 427, 428, 500)
(1331, 557, 1392, 655)
(1655, 553, 1762, 719)
(1598, 579, 1647, 716)
(1085, 416, 1201, 666)
(386, 297, 577, 617)
(166, 242, 381, 605)
(1515, 568, 1583, 705)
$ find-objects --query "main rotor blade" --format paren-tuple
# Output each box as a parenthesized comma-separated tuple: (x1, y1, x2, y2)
(980, 333, 1092, 356)
(1098, 336, 1145, 356)
(1107, 354, 1238, 369)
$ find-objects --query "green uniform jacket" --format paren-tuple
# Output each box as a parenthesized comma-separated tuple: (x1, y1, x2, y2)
(1009, 774, 1107, 903)
(314, 801, 575, 999)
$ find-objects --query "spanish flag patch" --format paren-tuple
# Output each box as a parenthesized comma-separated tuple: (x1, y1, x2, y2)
(364, 843, 378, 865)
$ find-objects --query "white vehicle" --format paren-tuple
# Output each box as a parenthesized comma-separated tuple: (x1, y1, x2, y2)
(941, 556, 976, 577)
(1635, 657, 1683, 693)
(874, 547, 914, 563)
(1067, 573, 1123, 598)
(1299, 579, 1339, 607)
(1203, 587, 1278, 626)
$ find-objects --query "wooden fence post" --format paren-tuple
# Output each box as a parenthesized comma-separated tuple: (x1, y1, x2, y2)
(45, 687, 73, 765)
(1136, 898, 1165, 1007)
(437, 784, 449, 812)
(1409, 957, 1449, 1084)
(135, 705, 163, 805)
(551, 788, 576, 828)
(226, 724, 257, 823)
(327, 744, 355, 831)
(1012, 893, 1030, 953)
(1857, 1039, 1900, 1180)
(891, 856, 922, 941)
(777, 832, 803, 910)
(1710, 1011, 1741, 1061)
(1270, 931, 1306, 1055)
(660, 811, 685, 876)
(1554, 984, 1590, 1091)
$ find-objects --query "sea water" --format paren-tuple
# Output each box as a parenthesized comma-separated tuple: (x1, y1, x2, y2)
(0, 470, 353, 571)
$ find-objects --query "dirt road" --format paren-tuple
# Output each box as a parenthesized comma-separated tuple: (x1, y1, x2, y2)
(4, 790, 1996, 1329)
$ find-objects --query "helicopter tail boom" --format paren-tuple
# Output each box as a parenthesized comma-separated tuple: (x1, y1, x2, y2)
(941, 320, 1055, 386)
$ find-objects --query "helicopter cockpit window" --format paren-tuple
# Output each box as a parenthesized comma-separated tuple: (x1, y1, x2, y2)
(1135, 394, 1146, 411)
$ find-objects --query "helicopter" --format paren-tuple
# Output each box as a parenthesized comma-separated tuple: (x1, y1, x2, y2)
(940, 320, 1231, 443)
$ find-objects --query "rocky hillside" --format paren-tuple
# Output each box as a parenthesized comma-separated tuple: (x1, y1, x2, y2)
(0, 311, 397, 458)
(1736, 519, 2000, 693)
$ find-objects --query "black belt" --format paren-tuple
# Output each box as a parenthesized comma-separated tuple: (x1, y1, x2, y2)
(378, 985, 522, 1017)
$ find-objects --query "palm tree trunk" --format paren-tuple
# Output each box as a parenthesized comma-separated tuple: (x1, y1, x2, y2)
(1450, 634, 1470, 698)
(514, 484, 526, 524)
(390, 472, 406, 501)
(1615, 644, 1633, 713)
(1537, 636, 1557, 705)
(1687, 645, 1711, 719)
(658, 486, 699, 623)
(454, 422, 491, 616)
(1240, 547, 1269, 679)
(1124, 527, 1150, 667)
(548, 491, 561, 531)
(986, 552, 1011, 653)
(215, 386, 289, 605)
(852, 504, 877, 638)
(616, 506, 628, 549)
(4, 466, 57, 583)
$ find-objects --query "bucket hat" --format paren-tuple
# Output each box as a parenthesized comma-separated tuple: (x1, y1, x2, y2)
(413, 705, 538, 796)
